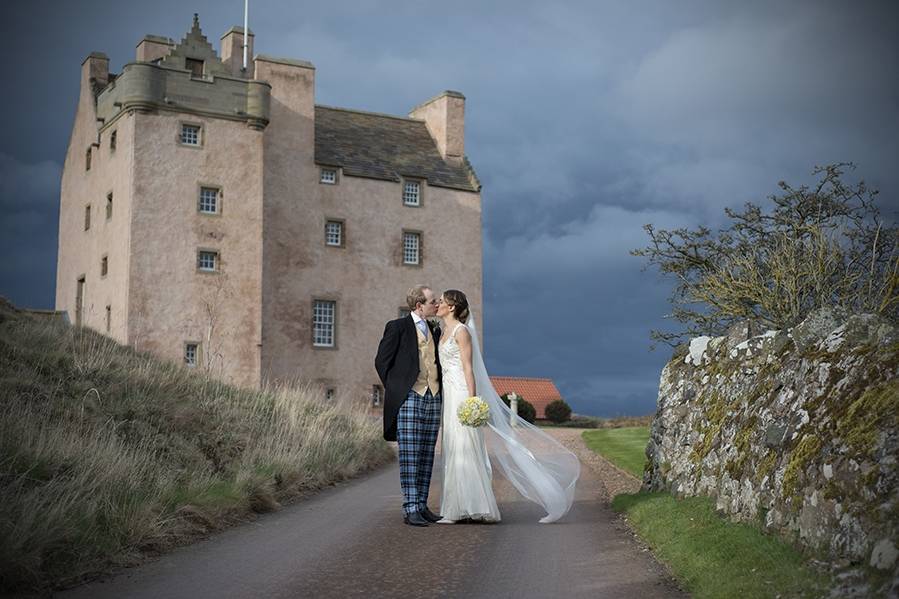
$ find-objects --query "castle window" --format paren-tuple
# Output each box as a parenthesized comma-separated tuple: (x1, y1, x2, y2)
(100, 255, 108, 277)
(197, 250, 218, 272)
(325, 388, 336, 401)
(106, 192, 113, 220)
(372, 385, 383, 407)
(320, 168, 337, 184)
(184, 342, 200, 367)
(199, 187, 219, 214)
(313, 300, 336, 347)
(84, 205, 91, 230)
(325, 220, 343, 247)
(105, 305, 111, 332)
(181, 124, 201, 146)
(403, 180, 421, 206)
(85, 147, 92, 171)
(403, 231, 421, 265)
(76, 276, 85, 327)
(110, 130, 117, 152)
(185, 58, 204, 78)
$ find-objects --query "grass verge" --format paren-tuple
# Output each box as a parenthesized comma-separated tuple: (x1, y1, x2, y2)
(583, 424, 829, 598)
(0, 299, 395, 594)
(581, 426, 650, 477)
(611, 492, 827, 598)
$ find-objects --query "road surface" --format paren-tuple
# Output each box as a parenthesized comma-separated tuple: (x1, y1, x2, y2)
(57, 433, 686, 598)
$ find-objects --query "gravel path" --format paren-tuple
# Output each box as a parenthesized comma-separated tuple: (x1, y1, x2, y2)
(545, 427, 644, 501)
(54, 430, 685, 599)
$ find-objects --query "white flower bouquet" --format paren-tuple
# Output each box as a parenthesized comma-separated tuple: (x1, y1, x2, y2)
(457, 396, 490, 427)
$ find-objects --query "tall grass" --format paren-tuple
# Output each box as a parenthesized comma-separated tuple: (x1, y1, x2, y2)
(0, 300, 394, 593)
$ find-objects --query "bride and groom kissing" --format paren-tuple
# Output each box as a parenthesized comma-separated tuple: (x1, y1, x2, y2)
(375, 285, 581, 528)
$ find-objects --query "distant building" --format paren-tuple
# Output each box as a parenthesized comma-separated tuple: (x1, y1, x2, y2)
(55, 14, 483, 405)
(489, 377, 565, 420)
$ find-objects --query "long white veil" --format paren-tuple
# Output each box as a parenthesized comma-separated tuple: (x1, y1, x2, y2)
(466, 310, 580, 523)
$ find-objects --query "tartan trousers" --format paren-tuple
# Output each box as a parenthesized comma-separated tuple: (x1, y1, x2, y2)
(396, 388, 442, 515)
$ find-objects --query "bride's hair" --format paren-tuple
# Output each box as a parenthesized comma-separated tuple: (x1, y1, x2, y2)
(442, 289, 470, 323)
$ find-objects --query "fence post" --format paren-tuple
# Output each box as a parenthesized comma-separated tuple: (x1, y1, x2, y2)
(509, 391, 519, 427)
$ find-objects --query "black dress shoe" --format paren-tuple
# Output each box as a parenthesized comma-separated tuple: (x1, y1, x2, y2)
(420, 507, 441, 523)
(403, 511, 429, 527)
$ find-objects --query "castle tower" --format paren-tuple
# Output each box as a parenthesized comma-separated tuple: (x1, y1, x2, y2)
(56, 15, 483, 403)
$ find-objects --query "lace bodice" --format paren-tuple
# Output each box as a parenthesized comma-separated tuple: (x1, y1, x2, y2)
(438, 323, 466, 382)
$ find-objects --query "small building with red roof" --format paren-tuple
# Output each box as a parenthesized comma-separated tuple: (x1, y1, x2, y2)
(489, 376, 564, 420)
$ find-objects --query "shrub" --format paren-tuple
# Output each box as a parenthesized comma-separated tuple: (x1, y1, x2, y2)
(500, 392, 536, 424)
(545, 399, 573, 423)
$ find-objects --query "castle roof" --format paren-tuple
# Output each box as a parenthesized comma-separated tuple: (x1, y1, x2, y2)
(314, 106, 479, 192)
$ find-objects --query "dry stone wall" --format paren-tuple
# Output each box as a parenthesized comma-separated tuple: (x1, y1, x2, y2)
(643, 309, 898, 577)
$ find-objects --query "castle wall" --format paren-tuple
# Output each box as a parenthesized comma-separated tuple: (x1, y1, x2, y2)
(127, 110, 263, 387)
(263, 171, 483, 403)
(254, 55, 318, 390)
(56, 55, 134, 344)
(255, 56, 482, 404)
(59, 27, 483, 405)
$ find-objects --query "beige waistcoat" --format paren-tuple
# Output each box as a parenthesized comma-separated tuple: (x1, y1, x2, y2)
(412, 324, 440, 396)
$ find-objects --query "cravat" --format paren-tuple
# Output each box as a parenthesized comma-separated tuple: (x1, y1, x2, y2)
(417, 319, 428, 340)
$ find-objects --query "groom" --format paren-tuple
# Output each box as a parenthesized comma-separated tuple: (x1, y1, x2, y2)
(375, 285, 443, 527)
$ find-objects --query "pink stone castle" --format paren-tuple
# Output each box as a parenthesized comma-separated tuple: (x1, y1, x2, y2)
(56, 15, 483, 405)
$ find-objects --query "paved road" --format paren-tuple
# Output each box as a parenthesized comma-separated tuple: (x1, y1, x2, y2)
(57, 442, 686, 599)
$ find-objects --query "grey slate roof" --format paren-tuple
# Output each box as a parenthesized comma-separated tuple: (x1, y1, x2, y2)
(314, 106, 479, 192)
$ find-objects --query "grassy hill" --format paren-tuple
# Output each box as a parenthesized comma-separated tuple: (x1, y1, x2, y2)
(0, 298, 394, 593)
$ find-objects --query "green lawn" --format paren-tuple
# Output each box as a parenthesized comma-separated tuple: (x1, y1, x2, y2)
(611, 493, 827, 598)
(581, 426, 829, 598)
(581, 426, 650, 478)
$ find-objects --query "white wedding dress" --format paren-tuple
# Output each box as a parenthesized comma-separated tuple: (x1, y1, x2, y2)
(437, 312, 581, 524)
(438, 322, 501, 522)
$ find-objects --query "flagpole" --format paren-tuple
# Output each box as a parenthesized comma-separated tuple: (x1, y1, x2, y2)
(242, 0, 249, 70)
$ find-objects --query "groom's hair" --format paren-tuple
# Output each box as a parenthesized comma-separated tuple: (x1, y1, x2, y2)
(406, 285, 431, 311)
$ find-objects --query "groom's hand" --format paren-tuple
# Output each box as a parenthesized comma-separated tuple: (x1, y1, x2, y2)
(375, 320, 399, 385)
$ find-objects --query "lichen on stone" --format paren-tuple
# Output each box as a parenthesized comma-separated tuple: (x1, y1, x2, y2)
(757, 449, 778, 481)
(689, 391, 732, 464)
(645, 309, 898, 578)
(725, 414, 759, 478)
(836, 381, 899, 457)
(783, 434, 822, 501)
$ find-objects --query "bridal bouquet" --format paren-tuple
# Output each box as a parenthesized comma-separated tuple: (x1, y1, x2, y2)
(458, 396, 490, 427)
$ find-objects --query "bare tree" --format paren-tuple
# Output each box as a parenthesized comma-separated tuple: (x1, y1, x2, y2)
(182, 272, 235, 377)
(631, 163, 899, 347)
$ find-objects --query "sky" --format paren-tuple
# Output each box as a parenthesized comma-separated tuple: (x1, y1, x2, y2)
(1, 0, 897, 417)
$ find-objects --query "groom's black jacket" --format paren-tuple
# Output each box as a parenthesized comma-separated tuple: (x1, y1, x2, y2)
(375, 315, 442, 442)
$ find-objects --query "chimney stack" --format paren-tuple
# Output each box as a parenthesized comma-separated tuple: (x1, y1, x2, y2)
(81, 52, 109, 94)
(221, 27, 255, 78)
(136, 35, 174, 63)
(409, 91, 465, 165)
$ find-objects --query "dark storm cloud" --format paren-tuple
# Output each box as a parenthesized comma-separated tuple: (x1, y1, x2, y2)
(2, 0, 897, 416)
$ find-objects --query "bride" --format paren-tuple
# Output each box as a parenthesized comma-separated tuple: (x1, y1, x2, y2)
(435, 290, 580, 524)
